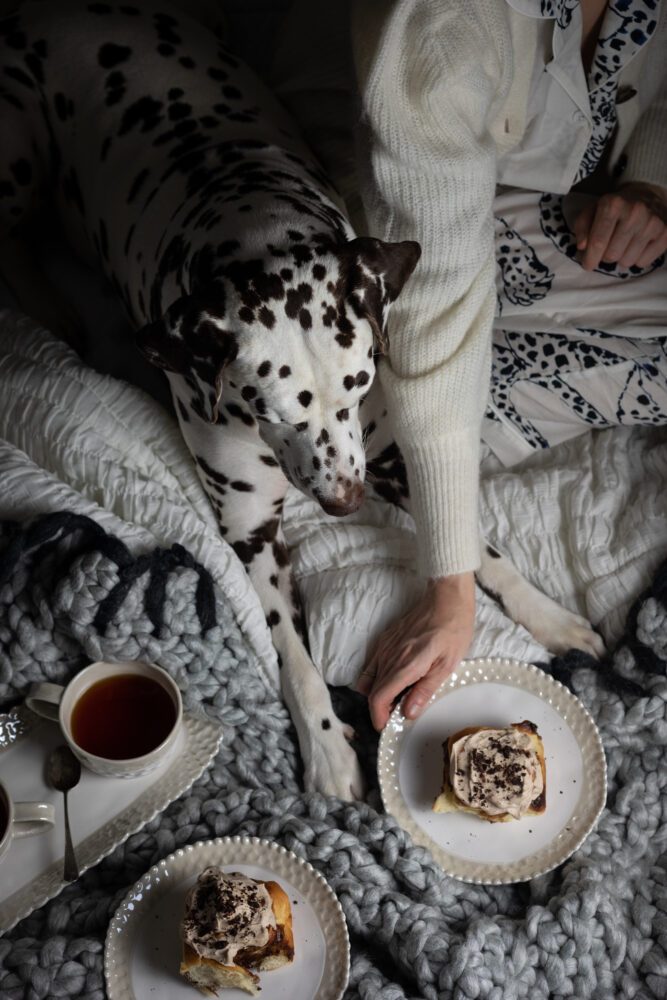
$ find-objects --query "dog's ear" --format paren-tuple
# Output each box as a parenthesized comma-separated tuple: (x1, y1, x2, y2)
(341, 237, 421, 354)
(136, 287, 238, 422)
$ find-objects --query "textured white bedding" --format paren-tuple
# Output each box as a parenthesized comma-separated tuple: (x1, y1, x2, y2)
(282, 413, 667, 686)
(1, 310, 666, 695)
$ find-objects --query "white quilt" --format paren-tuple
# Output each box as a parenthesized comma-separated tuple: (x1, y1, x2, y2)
(1, 309, 666, 696)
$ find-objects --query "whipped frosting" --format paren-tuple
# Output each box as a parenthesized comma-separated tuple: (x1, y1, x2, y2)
(450, 724, 544, 819)
(181, 867, 276, 967)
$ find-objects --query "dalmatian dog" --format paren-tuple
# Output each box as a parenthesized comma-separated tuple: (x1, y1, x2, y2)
(0, 2, 604, 801)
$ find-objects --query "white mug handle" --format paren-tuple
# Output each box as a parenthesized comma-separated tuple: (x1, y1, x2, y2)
(25, 682, 65, 721)
(13, 802, 56, 838)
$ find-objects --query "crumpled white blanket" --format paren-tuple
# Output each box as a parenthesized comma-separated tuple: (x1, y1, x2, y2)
(1, 308, 666, 696)
(0, 310, 280, 692)
(283, 414, 667, 686)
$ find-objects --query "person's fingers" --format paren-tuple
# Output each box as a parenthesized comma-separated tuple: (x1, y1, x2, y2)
(401, 654, 460, 720)
(634, 230, 667, 269)
(573, 202, 595, 249)
(366, 647, 432, 731)
(601, 223, 636, 264)
(581, 201, 620, 270)
(356, 648, 378, 696)
(616, 231, 653, 268)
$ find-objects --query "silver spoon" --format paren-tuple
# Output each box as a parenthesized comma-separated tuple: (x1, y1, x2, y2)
(46, 745, 81, 882)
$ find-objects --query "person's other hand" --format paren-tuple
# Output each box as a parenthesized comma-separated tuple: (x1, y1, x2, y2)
(573, 182, 667, 271)
(356, 571, 475, 731)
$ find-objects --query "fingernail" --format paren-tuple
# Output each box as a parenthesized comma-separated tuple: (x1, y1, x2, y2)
(405, 700, 424, 719)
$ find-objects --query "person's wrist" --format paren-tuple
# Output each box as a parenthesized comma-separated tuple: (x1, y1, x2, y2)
(425, 572, 475, 609)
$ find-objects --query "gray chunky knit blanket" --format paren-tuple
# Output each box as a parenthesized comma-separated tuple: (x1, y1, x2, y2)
(0, 511, 665, 1000)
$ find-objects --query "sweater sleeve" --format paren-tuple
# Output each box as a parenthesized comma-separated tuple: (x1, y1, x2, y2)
(621, 69, 667, 192)
(352, 0, 512, 578)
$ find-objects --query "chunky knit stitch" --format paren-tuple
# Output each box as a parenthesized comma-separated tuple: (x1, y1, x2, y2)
(0, 513, 665, 999)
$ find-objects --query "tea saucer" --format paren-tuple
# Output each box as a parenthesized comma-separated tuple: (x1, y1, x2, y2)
(104, 836, 350, 1000)
(0, 705, 223, 932)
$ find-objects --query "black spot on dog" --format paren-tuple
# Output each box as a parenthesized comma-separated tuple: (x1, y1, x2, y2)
(336, 409, 349, 422)
(24, 52, 44, 83)
(104, 70, 126, 106)
(5, 65, 34, 89)
(258, 306, 275, 328)
(294, 421, 308, 432)
(225, 402, 255, 427)
(486, 545, 501, 559)
(232, 517, 280, 565)
(260, 455, 279, 467)
(257, 360, 271, 377)
(118, 96, 163, 135)
(195, 455, 228, 486)
(321, 718, 331, 730)
(312, 263, 326, 281)
(127, 167, 150, 203)
(98, 42, 131, 68)
(298, 390, 312, 408)
(299, 308, 312, 329)
(279, 365, 291, 378)
(267, 609, 281, 627)
(231, 480, 254, 492)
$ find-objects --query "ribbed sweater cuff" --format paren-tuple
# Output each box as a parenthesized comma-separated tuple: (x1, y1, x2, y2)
(400, 432, 481, 579)
(623, 108, 667, 191)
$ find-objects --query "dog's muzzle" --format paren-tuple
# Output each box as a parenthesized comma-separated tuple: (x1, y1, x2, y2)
(317, 481, 365, 517)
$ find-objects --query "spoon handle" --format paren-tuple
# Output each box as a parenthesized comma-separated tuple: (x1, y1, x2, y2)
(62, 791, 79, 882)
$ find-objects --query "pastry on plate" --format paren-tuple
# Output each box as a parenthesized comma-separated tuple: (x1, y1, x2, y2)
(433, 720, 546, 822)
(180, 866, 294, 996)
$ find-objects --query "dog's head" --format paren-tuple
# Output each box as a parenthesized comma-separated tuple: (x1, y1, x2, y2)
(137, 236, 420, 515)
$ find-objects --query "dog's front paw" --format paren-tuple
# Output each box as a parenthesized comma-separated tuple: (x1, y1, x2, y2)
(304, 726, 365, 801)
(532, 603, 606, 660)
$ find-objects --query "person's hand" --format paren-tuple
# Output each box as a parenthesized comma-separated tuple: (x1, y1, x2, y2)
(356, 572, 475, 731)
(573, 182, 667, 271)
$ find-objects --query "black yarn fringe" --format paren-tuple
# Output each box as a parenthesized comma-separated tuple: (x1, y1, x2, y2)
(0, 510, 217, 635)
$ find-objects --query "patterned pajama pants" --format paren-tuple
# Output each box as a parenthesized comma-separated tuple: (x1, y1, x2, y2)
(482, 188, 667, 467)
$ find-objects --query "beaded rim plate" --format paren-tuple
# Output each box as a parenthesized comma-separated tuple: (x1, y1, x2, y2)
(104, 836, 350, 1000)
(0, 704, 223, 933)
(378, 658, 607, 884)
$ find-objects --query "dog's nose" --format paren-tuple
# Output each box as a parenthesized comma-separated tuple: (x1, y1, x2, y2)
(318, 481, 365, 517)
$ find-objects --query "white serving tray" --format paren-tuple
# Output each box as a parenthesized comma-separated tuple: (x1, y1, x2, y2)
(0, 704, 223, 932)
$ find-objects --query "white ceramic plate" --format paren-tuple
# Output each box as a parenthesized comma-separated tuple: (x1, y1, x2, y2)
(378, 657, 607, 884)
(0, 704, 223, 932)
(104, 836, 350, 1000)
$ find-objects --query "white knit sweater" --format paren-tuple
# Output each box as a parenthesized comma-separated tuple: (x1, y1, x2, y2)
(350, 0, 667, 579)
(272, 0, 666, 580)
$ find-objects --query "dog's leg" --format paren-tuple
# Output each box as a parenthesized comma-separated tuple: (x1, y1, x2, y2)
(477, 543, 606, 657)
(175, 405, 365, 799)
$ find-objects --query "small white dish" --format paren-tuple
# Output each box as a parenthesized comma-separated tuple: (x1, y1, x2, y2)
(0, 704, 223, 932)
(104, 836, 350, 1000)
(378, 657, 607, 884)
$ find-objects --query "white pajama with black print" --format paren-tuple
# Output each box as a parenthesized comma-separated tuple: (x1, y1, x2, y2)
(483, 0, 666, 466)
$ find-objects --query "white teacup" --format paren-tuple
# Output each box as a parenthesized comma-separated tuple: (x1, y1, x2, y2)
(26, 660, 183, 778)
(0, 779, 55, 864)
